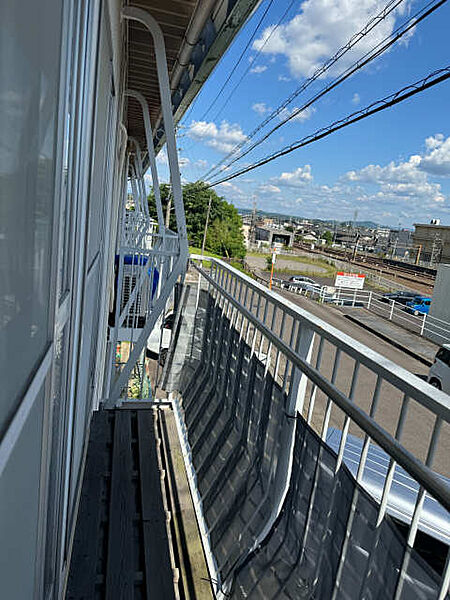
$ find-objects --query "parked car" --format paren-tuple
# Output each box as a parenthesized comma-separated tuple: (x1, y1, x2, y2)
(380, 291, 422, 305)
(404, 297, 432, 316)
(428, 344, 450, 393)
(288, 275, 316, 285)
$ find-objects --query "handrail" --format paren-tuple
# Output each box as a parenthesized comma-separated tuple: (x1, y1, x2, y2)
(191, 257, 450, 513)
(191, 255, 450, 421)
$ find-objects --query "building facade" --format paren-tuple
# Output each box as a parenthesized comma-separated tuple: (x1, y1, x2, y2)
(413, 223, 450, 264)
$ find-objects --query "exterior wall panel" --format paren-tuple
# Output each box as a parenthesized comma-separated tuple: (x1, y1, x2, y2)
(0, 0, 63, 434)
(0, 388, 45, 598)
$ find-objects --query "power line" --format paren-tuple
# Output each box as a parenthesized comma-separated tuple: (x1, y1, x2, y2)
(199, 0, 276, 122)
(203, 0, 407, 178)
(209, 0, 447, 179)
(208, 66, 450, 187)
(203, 0, 443, 180)
(210, 0, 298, 123)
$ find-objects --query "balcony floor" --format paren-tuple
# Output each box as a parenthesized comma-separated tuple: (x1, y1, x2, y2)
(66, 409, 177, 599)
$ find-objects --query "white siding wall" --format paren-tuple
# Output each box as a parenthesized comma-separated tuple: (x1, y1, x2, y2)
(0, 0, 124, 597)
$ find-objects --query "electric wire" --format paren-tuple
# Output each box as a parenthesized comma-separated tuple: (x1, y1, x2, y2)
(203, 0, 443, 180)
(209, 0, 298, 123)
(209, 0, 447, 179)
(199, 0, 276, 121)
(208, 66, 450, 187)
(203, 0, 408, 178)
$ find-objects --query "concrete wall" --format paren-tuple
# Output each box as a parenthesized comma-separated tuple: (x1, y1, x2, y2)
(429, 263, 450, 327)
(413, 224, 450, 263)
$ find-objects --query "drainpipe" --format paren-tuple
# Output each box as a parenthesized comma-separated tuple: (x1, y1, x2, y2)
(170, 0, 216, 94)
(153, 0, 216, 136)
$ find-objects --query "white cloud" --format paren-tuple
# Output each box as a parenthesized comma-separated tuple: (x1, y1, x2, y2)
(278, 105, 316, 123)
(187, 119, 247, 154)
(216, 180, 248, 204)
(250, 134, 450, 225)
(352, 93, 360, 104)
(419, 134, 450, 176)
(156, 148, 168, 166)
(194, 158, 208, 169)
(156, 148, 189, 168)
(278, 75, 291, 82)
(258, 183, 281, 194)
(252, 102, 270, 115)
(253, 0, 409, 79)
(274, 165, 313, 187)
(250, 65, 268, 74)
(346, 156, 425, 185)
(345, 137, 449, 205)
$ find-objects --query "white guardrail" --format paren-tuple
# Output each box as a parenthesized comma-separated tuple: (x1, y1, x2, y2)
(188, 255, 450, 599)
(271, 279, 450, 345)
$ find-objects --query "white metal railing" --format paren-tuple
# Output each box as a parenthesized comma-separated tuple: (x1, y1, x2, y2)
(187, 255, 450, 598)
(103, 6, 189, 405)
(271, 278, 450, 346)
(105, 228, 183, 403)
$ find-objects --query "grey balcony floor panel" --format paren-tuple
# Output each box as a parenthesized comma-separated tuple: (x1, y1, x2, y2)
(66, 409, 176, 600)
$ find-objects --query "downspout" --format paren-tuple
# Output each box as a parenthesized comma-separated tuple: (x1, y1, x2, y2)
(153, 0, 216, 136)
(170, 0, 216, 94)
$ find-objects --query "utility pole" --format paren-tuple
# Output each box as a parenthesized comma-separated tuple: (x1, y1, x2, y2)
(351, 232, 360, 261)
(250, 198, 257, 247)
(201, 193, 212, 256)
(415, 244, 422, 265)
(269, 248, 277, 290)
(430, 233, 442, 266)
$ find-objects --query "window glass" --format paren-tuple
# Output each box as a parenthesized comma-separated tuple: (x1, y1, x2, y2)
(436, 348, 449, 365)
(0, 0, 62, 433)
(443, 349, 450, 367)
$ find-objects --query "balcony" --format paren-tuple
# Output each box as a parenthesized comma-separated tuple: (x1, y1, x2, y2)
(67, 256, 450, 598)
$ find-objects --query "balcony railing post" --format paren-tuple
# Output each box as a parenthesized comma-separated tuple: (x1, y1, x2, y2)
(286, 324, 315, 417)
(389, 299, 395, 320)
(420, 312, 427, 336)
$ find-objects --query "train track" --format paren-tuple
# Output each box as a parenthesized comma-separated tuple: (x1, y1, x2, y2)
(293, 244, 435, 291)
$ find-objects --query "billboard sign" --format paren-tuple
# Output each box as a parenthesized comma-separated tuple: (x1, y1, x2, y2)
(334, 272, 365, 289)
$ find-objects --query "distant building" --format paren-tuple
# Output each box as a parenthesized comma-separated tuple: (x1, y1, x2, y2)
(255, 226, 294, 247)
(334, 230, 358, 247)
(374, 228, 391, 253)
(242, 223, 251, 247)
(387, 229, 413, 259)
(412, 223, 450, 264)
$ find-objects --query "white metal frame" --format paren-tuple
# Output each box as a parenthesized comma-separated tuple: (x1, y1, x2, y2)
(104, 7, 191, 404)
(183, 255, 450, 598)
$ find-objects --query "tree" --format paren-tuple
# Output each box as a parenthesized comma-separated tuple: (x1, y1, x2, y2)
(322, 230, 333, 245)
(147, 180, 245, 258)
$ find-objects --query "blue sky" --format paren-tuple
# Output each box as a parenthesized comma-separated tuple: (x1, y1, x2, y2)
(154, 0, 450, 227)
